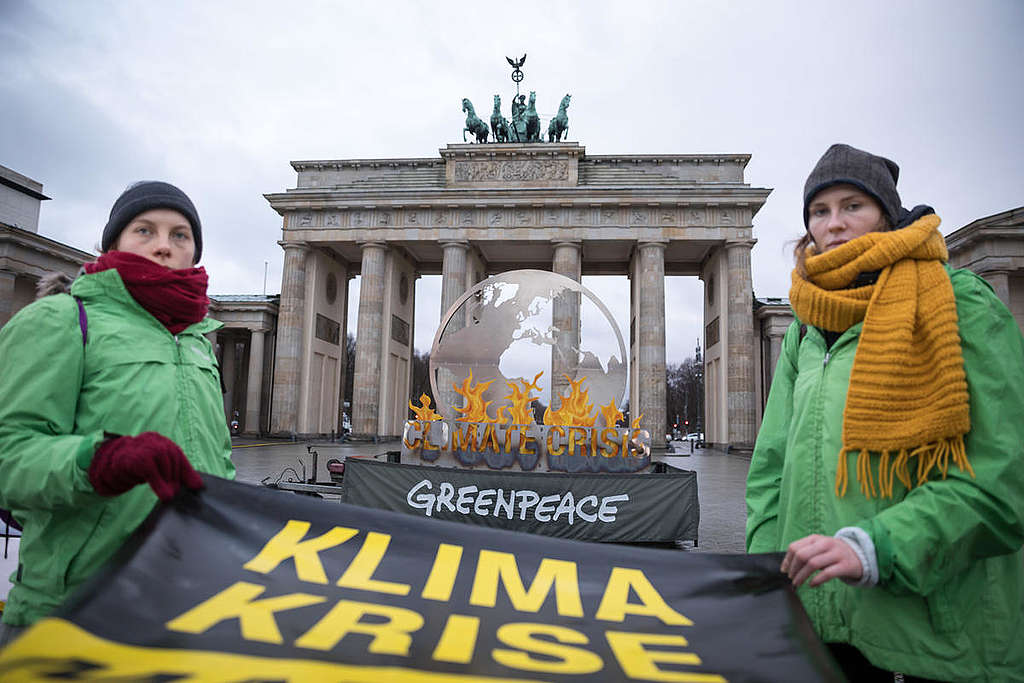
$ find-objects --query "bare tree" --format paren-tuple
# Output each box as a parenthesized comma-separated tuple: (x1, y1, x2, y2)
(666, 356, 703, 434)
(344, 333, 356, 410)
(409, 348, 433, 413)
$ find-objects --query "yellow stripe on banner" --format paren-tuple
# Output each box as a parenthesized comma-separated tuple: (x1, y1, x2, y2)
(0, 618, 544, 683)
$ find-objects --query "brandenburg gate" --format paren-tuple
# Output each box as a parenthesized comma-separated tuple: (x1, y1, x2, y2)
(264, 142, 770, 450)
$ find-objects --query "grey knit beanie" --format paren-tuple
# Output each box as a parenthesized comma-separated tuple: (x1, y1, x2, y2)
(803, 144, 902, 228)
(102, 181, 203, 263)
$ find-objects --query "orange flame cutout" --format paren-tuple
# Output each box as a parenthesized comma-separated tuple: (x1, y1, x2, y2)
(544, 375, 597, 427)
(409, 394, 442, 421)
(599, 400, 624, 429)
(504, 372, 543, 425)
(630, 413, 646, 439)
(453, 370, 506, 423)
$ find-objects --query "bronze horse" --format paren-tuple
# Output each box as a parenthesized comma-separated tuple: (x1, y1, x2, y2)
(525, 91, 541, 142)
(547, 93, 571, 142)
(462, 98, 489, 143)
(490, 95, 510, 143)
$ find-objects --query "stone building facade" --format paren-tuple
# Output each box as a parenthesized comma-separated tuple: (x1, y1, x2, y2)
(946, 206, 1024, 334)
(0, 165, 92, 329)
(207, 296, 279, 435)
(265, 143, 772, 450)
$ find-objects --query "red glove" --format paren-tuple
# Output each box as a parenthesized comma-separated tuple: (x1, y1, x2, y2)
(88, 432, 204, 502)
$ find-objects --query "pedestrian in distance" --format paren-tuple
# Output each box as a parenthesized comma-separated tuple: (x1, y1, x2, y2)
(746, 144, 1024, 681)
(0, 181, 236, 645)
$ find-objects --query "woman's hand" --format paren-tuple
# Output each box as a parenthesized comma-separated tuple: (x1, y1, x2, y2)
(781, 534, 862, 587)
(88, 432, 203, 502)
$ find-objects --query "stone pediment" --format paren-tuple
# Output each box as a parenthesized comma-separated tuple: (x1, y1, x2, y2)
(441, 143, 582, 189)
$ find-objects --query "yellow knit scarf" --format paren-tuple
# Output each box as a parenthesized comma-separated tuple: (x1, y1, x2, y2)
(789, 214, 973, 498)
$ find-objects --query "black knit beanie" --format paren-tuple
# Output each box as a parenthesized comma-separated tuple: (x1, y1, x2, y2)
(102, 181, 203, 263)
(803, 144, 903, 228)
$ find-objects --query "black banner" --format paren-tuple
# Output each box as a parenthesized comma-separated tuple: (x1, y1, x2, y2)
(342, 458, 699, 544)
(0, 476, 841, 682)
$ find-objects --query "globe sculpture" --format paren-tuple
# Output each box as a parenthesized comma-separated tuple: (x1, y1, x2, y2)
(403, 270, 649, 473)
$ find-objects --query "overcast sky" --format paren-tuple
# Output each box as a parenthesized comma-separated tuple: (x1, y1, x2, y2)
(2, 0, 1021, 364)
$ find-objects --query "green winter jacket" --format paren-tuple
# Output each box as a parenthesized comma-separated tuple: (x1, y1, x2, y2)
(746, 268, 1024, 681)
(0, 268, 235, 626)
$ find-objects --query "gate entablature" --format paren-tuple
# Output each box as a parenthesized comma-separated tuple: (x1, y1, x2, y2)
(266, 144, 767, 274)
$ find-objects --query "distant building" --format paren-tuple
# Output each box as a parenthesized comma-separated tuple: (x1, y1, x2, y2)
(753, 297, 793, 424)
(0, 165, 93, 328)
(207, 295, 279, 436)
(946, 206, 1024, 335)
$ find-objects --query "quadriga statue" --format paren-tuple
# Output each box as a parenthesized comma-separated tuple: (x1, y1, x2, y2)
(547, 93, 571, 142)
(524, 91, 541, 143)
(490, 95, 510, 143)
(461, 98, 489, 143)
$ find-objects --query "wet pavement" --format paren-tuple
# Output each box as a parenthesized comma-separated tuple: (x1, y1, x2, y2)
(230, 437, 751, 554)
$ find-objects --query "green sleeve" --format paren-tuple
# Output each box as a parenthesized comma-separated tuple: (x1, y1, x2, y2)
(863, 270, 1024, 595)
(0, 295, 105, 510)
(746, 320, 801, 553)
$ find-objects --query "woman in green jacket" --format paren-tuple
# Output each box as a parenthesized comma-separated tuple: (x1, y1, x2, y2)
(0, 182, 235, 641)
(746, 144, 1024, 681)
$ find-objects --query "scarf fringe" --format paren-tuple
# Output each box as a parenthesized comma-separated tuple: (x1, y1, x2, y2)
(834, 436, 973, 499)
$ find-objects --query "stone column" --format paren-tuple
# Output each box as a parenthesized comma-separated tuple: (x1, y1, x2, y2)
(767, 333, 784, 388)
(983, 270, 1011, 309)
(221, 334, 236, 419)
(0, 270, 17, 328)
(438, 241, 468, 417)
(726, 240, 757, 449)
(244, 329, 265, 434)
(440, 241, 469, 330)
(551, 241, 582, 407)
(352, 242, 387, 438)
(636, 241, 667, 450)
(270, 241, 309, 434)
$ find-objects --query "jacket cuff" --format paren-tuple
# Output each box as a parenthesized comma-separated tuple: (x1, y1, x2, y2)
(852, 521, 890, 584)
(73, 431, 109, 469)
(834, 526, 879, 586)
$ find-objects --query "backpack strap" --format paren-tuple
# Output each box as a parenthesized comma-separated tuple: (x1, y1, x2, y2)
(75, 296, 87, 345)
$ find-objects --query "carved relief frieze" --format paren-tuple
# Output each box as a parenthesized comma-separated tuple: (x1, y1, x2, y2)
(571, 207, 591, 225)
(513, 208, 534, 226)
(687, 209, 706, 226)
(488, 209, 506, 227)
(325, 213, 341, 227)
(600, 208, 619, 225)
(630, 208, 650, 225)
(351, 210, 369, 227)
(377, 210, 394, 227)
(543, 207, 562, 226)
(660, 208, 678, 224)
(452, 159, 570, 184)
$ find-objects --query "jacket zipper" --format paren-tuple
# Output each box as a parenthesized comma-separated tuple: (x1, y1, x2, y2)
(173, 334, 192, 455)
(810, 336, 830, 624)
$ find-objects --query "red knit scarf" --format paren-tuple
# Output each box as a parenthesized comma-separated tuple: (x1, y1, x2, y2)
(85, 252, 209, 334)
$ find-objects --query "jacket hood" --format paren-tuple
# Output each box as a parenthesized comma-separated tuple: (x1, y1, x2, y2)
(35, 272, 75, 299)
